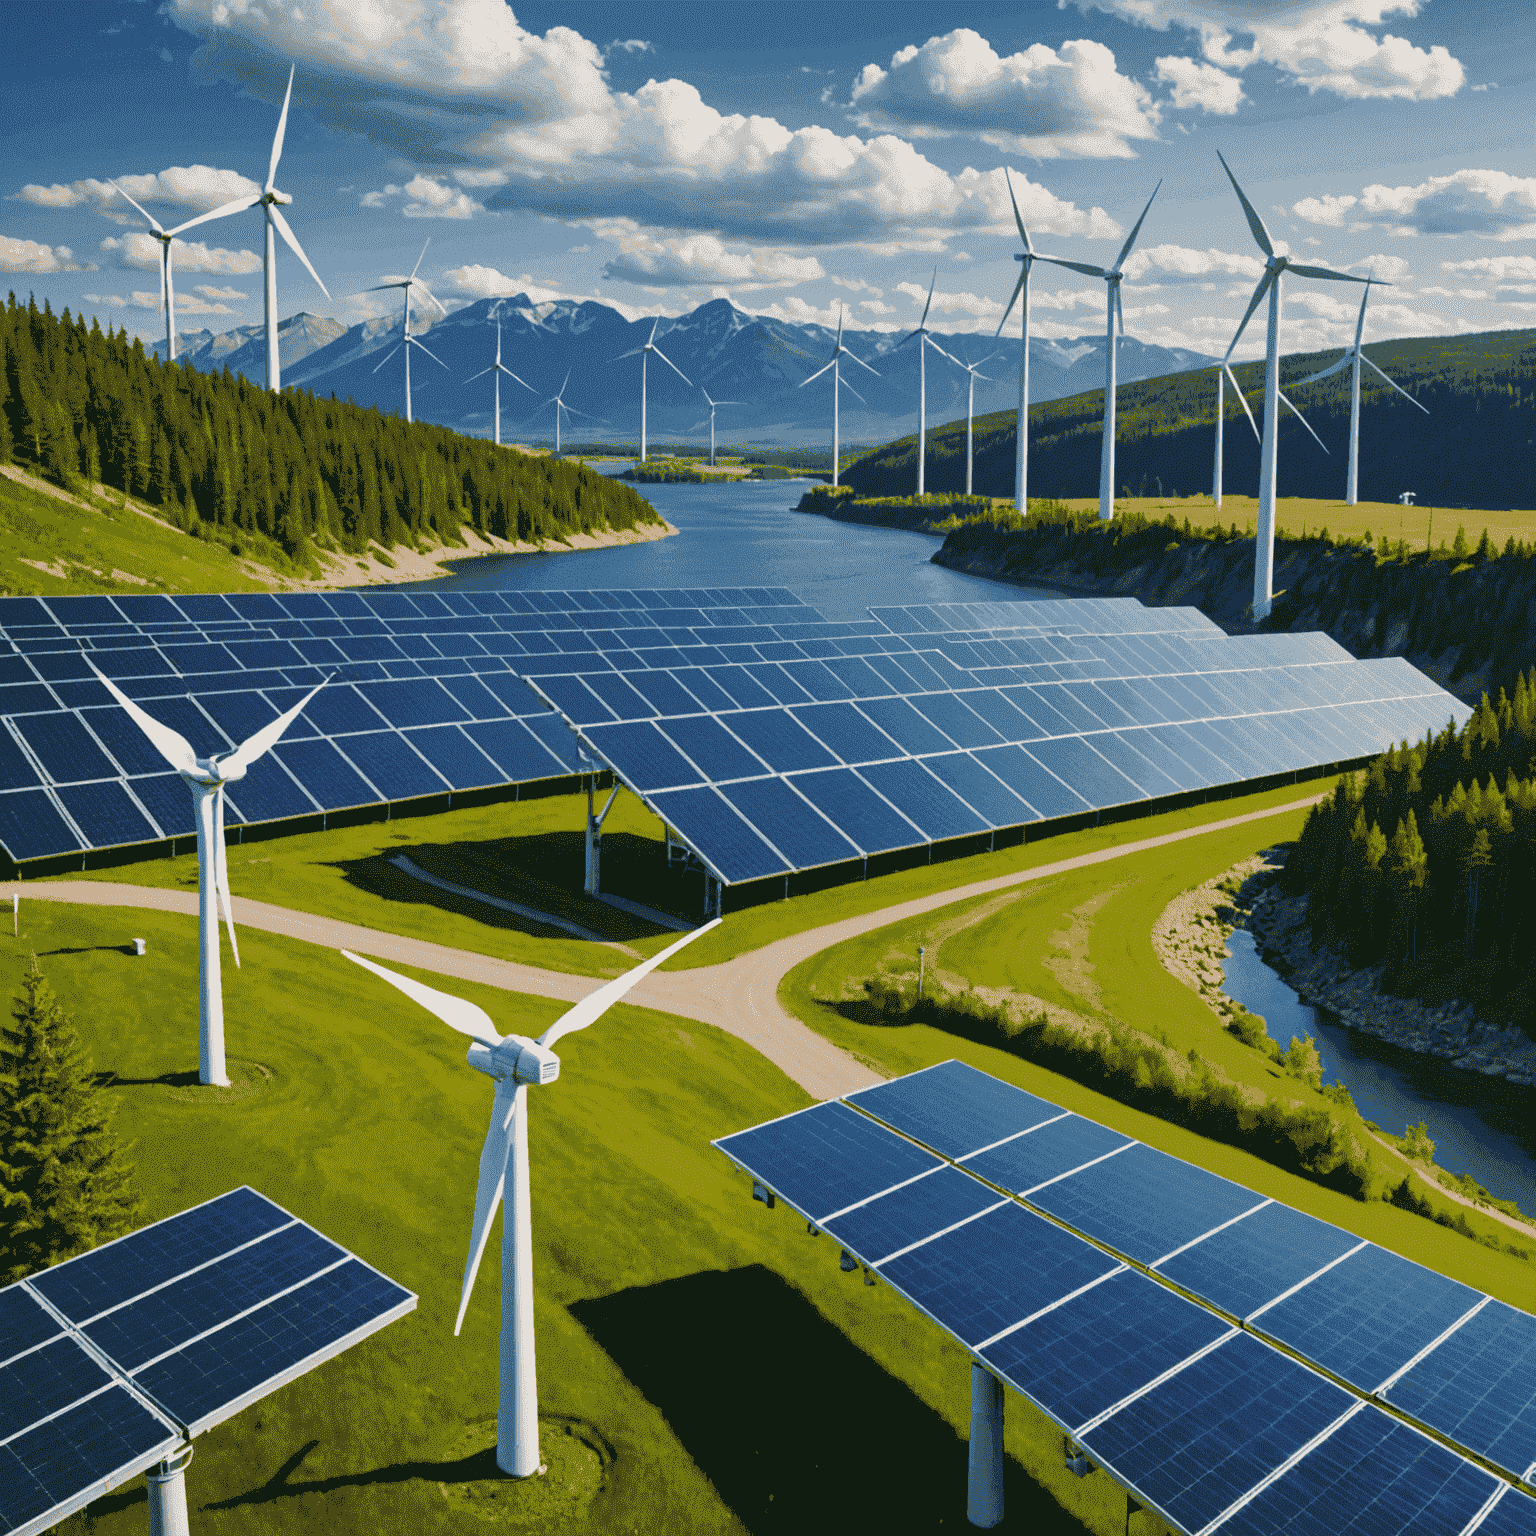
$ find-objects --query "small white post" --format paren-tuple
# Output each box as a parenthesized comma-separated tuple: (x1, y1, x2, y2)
(11, 892, 16, 936)
(147, 1446, 193, 1536)
(967, 1363, 1004, 1528)
(917, 945, 925, 1002)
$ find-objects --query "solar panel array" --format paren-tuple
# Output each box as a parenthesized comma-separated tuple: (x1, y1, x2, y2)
(715, 1061, 1536, 1536)
(0, 1186, 415, 1536)
(0, 589, 1469, 882)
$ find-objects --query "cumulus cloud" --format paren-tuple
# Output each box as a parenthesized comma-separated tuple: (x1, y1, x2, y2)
(100, 231, 262, 274)
(598, 229, 824, 289)
(363, 176, 483, 219)
(850, 30, 1161, 159)
(129, 289, 234, 315)
(0, 236, 93, 273)
(1440, 254, 1536, 283)
(1120, 242, 1265, 283)
(194, 283, 247, 300)
(12, 165, 261, 223)
(831, 275, 882, 295)
(1350, 252, 1411, 284)
(1294, 171, 1536, 240)
(1292, 193, 1358, 227)
(894, 278, 1005, 326)
(1068, 2, 1464, 100)
(162, 0, 1120, 249)
(1154, 56, 1244, 112)
(83, 293, 129, 307)
(436, 264, 558, 303)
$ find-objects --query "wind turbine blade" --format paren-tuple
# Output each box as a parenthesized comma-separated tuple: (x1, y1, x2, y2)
(536, 918, 722, 1050)
(1004, 167, 1031, 252)
(408, 336, 449, 370)
(372, 345, 401, 373)
(222, 676, 330, 774)
(651, 344, 691, 385)
(111, 182, 164, 235)
(1292, 354, 1353, 387)
(835, 306, 844, 346)
(647, 317, 660, 345)
(1278, 389, 1330, 453)
(894, 328, 921, 350)
(1036, 255, 1111, 280)
(88, 665, 198, 775)
(341, 949, 504, 1045)
(417, 283, 449, 318)
(1224, 269, 1276, 360)
(169, 192, 263, 237)
(927, 339, 964, 370)
(363, 282, 410, 293)
(1361, 354, 1431, 413)
(410, 238, 430, 282)
(159, 248, 168, 318)
(214, 788, 240, 969)
(561, 402, 606, 421)
(1116, 284, 1125, 336)
(1224, 363, 1262, 443)
(919, 269, 936, 330)
(266, 204, 330, 298)
(1113, 179, 1161, 271)
(466, 365, 493, 383)
(455, 1079, 516, 1335)
(611, 349, 644, 362)
(995, 269, 1026, 338)
(800, 359, 835, 387)
(840, 376, 868, 406)
(1216, 150, 1274, 257)
(846, 348, 880, 377)
(500, 366, 537, 393)
(267, 65, 295, 193)
(1287, 263, 1369, 284)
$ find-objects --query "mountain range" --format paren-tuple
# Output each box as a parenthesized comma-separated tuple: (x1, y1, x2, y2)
(154, 297, 1216, 449)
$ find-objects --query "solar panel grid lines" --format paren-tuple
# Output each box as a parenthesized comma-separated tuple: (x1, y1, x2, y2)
(1374, 1296, 1495, 1398)
(1148, 1197, 1275, 1273)
(970, 1259, 1129, 1353)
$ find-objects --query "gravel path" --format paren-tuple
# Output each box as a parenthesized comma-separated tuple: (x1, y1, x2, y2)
(10, 792, 1323, 1102)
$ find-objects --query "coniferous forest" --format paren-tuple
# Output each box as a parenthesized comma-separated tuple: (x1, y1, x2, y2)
(0, 293, 660, 565)
(1283, 670, 1536, 1036)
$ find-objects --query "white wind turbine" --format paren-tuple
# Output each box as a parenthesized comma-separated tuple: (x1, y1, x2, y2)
(799, 305, 879, 488)
(896, 271, 954, 495)
(342, 917, 722, 1477)
(1218, 150, 1370, 617)
(165, 65, 329, 393)
(108, 184, 219, 364)
(1039, 181, 1161, 521)
(1291, 278, 1427, 505)
(994, 168, 1078, 514)
(933, 346, 999, 496)
(525, 370, 602, 456)
(367, 241, 449, 425)
(1211, 342, 1332, 510)
(467, 322, 536, 447)
(89, 666, 328, 1086)
(697, 389, 742, 466)
(613, 319, 690, 462)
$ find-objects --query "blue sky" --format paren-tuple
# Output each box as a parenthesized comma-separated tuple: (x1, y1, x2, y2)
(4, 0, 1533, 361)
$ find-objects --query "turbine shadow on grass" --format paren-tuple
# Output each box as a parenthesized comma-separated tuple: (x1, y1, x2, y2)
(38, 943, 141, 958)
(570, 1264, 1090, 1535)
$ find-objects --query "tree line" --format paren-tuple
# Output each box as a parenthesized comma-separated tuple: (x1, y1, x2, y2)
(0, 293, 660, 567)
(1283, 668, 1536, 1036)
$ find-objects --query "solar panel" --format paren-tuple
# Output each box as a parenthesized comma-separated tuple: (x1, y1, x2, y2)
(0, 1186, 413, 1536)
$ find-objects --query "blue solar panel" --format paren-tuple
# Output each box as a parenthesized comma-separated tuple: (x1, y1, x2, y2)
(1084, 730, 1185, 798)
(710, 666, 786, 709)
(625, 670, 705, 717)
(647, 786, 788, 882)
(714, 1101, 943, 1221)
(856, 759, 990, 841)
(850, 1060, 1064, 1161)
(271, 738, 381, 809)
(126, 774, 194, 838)
(1116, 727, 1209, 792)
(718, 709, 837, 773)
(332, 732, 447, 801)
(1027, 735, 1144, 807)
(357, 679, 468, 729)
(906, 692, 1005, 749)
(1382, 1299, 1536, 1482)
(919, 750, 1039, 826)
(399, 727, 502, 791)
(535, 674, 612, 725)
(54, 780, 157, 849)
(223, 755, 318, 824)
(971, 745, 1090, 819)
(585, 721, 704, 792)
(825, 1165, 1001, 1265)
(963, 1112, 1133, 1194)
(0, 732, 42, 792)
(11, 713, 117, 783)
(791, 702, 900, 766)
(719, 777, 859, 868)
(1476, 1488, 1536, 1536)
(0, 790, 80, 859)
(788, 768, 919, 854)
(0, 1336, 116, 1442)
(1083, 1332, 1355, 1535)
(0, 1290, 59, 1367)
(658, 715, 768, 781)
(1253, 1244, 1484, 1395)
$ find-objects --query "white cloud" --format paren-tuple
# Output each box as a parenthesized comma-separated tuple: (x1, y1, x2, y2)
(1418, 285, 1456, 297)
(1350, 252, 1411, 283)
(599, 229, 824, 289)
(1069, 2, 1465, 101)
(1357, 169, 1536, 239)
(610, 39, 653, 55)
(436, 264, 555, 302)
(163, 0, 1121, 248)
(404, 175, 482, 220)
(100, 231, 262, 274)
(129, 289, 233, 315)
(751, 296, 849, 327)
(894, 278, 1004, 326)
(1120, 242, 1265, 282)
(1154, 55, 1244, 112)
(194, 283, 247, 300)
(850, 30, 1161, 159)
(952, 251, 972, 262)
(830, 275, 882, 295)
(859, 299, 896, 315)
(12, 165, 261, 223)
(83, 293, 129, 306)
(1441, 254, 1536, 283)
(0, 236, 93, 273)
(1031, 285, 1108, 312)
(1293, 193, 1358, 227)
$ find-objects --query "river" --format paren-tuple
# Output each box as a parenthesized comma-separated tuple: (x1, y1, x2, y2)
(405, 476, 1536, 1215)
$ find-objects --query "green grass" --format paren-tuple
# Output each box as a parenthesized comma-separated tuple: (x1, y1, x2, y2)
(20, 901, 1147, 1536)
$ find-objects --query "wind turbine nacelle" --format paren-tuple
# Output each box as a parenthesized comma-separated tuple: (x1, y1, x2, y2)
(270, 190, 294, 206)
(466, 1036, 561, 1087)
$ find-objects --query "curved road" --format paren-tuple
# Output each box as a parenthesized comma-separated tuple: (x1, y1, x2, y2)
(13, 794, 1322, 1102)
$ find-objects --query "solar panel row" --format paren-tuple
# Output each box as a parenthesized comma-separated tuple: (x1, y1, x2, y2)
(715, 1067, 1536, 1534)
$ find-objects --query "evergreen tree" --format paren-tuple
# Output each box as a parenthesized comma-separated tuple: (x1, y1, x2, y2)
(0, 960, 142, 1283)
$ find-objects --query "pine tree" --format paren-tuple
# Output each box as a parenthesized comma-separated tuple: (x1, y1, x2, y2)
(0, 960, 142, 1283)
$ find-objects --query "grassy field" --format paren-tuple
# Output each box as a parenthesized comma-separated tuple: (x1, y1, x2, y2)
(21, 901, 1154, 1536)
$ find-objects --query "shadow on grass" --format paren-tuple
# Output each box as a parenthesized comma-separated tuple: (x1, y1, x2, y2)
(91, 1068, 201, 1089)
(38, 944, 141, 958)
(571, 1265, 1090, 1535)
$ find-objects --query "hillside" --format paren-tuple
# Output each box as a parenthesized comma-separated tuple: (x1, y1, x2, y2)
(844, 327, 1536, 510)
(153, 295, 1216, 448)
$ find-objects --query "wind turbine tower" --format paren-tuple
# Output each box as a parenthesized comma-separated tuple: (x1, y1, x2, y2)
(1218, 150, 1369, 617)
(467, 322, 536, 446)
(109, 184, 216, 364)
(528, 371, 601, 456)
(166, 65, 330, 392)
(90, 667, 327, 1085)
(799, 306, 879, 488)
(698, 389, 741, 466)
(897, 271, 950, 495)
(614, 319, 690, 461)
(367, 240, 449, 424)
(343, 918, 722, 1477)
(933, 347, 998, 496)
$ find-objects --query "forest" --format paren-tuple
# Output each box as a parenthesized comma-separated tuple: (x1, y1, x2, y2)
(1282, 669, 1536, 1036)
(0, 294, 660, 569)
(844, 327, 1536, 508)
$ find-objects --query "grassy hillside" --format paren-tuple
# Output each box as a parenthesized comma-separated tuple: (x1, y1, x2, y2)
(845, 327, 1536, 510)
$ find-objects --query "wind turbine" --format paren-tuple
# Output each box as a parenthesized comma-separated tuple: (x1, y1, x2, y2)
(1291, 278, 1427, 505)
(88, 666, 328, 1086)
(896, 271, 954, 495)
(1218, 150, 1370, 617)
(165, 65, 329, 393)
(1211, 345, 1331, 509)
(933, 347, 998, 496)
(525, 371, 602, 456)
(467, 322, 536, 447)
(994, 168, 1077, 514)
(342, 917, 722, 1477)
(1038, 181, 1161, 521)
(108, 184, 217, 364)
(696, 389, 742, 466)
(366, 241, 449, 425)
(613, 319, 690, 462)
(799, 305, 879, 489)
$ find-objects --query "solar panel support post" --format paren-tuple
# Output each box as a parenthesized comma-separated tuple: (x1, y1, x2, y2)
(967, 1363, 1005, 1528)
(584, 781, 619, 898)
(146, 1444, 194, 1536)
